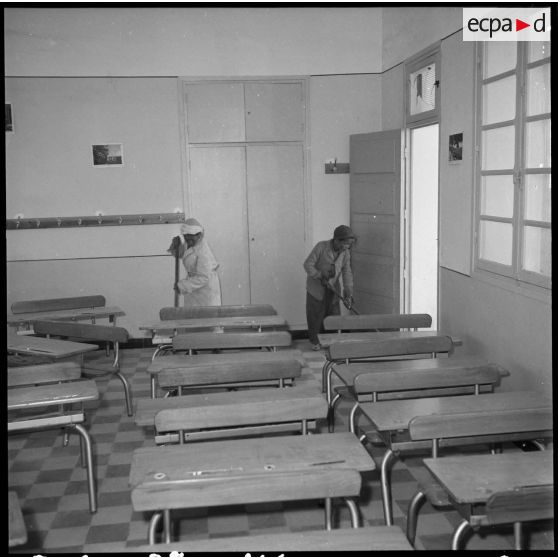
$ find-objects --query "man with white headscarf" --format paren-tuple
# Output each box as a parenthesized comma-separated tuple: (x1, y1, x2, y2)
(168, 218, 222, 307)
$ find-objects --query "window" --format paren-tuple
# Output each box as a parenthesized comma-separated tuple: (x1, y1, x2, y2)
(475, 42, 551, 289)
(405, 47, 440, 125)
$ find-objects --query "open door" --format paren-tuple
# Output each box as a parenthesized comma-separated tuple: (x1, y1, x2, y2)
(349, 130, 402, 314)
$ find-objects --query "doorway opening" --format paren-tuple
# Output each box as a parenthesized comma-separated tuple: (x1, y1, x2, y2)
(404, 124, 439, 329)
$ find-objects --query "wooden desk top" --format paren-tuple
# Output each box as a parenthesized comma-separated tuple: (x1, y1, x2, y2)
(318, 330, 462, 348)
(7, 333, 98, 359)
(140, 315, 286, 333)
(359, 390, 550, 432)
(148, 349, 305, 373)
(7, 305, 125, 326)
(424, 451, 553, 505)
(8, 379, 99, 410)
(130, 432, 374, 486)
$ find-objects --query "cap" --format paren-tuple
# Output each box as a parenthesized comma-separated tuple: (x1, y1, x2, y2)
(181, 218, 203, 235)
(333, 225, 355, 240)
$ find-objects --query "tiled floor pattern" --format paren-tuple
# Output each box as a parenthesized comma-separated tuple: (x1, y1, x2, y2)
(8, 341, 554, 554)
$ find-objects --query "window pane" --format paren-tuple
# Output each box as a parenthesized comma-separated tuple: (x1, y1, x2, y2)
(409, 63, 436, 115)
(524, 174, 551, 222)
(526, 64, 550, 116)
(525, 119, 551, 168)
(480, 175, 514, 218)
(481, 126, 515, 170)
(483, 43, 516, 78)
(528, 41, 550, 63)
(479, 220, 513, 265)
(523, 226, 551, 276)
(482, 76, 516, 125)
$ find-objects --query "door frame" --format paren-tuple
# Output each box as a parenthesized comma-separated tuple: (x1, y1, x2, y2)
(402, 122, 441, 324)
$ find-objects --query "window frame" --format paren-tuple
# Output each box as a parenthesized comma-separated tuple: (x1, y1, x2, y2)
(405, 45, 441, 126)
(474, 42, 551, 291)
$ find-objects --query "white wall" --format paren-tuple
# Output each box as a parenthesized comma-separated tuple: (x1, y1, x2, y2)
(309, 75, 382, 242)
(4, 7, 383, 77)
(381, 7, 462, 70)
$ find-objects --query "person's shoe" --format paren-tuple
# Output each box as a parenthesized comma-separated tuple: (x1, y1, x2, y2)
(312, 343, 321, 351)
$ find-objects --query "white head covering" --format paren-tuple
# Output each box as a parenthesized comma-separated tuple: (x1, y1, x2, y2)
(181, 218, 203, 236)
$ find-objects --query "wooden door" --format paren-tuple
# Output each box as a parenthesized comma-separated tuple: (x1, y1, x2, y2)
(350, 130, 402, 314)
(189, 146, 250, 304)
(247, 144, 306, 326)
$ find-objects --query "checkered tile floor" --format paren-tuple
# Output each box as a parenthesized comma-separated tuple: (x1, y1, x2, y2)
(8, 341, 554, 554)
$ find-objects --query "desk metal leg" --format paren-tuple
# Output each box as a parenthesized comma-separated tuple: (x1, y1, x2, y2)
(151, 375, 156, 399)
(406, 490, 426, 545)
(115, 371, 133, 416)
(513, 522, 524, 550)
(381, 448, 397, 525)
(148, 512, 162, 545)
(344, 497, 360, 528)
(324, 497, 332, 530)
(73, 423, 96, 513)
(451, 519, 471, 550)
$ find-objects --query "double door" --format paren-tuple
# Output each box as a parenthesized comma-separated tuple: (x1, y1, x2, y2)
(184, 81, 307, 327)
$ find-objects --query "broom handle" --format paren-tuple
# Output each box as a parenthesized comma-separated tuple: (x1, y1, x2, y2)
(174, 254, 180, 307)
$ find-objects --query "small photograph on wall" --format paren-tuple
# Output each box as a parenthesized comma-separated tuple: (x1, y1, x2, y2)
(92, 143, 124, 167)
(449, 132, 463, 163)
(5, 103, 14, 132)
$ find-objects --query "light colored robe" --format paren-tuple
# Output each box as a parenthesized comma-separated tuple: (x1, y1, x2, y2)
(177, 238, 222, 307)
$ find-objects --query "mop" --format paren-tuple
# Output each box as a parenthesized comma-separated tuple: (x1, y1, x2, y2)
(326, 279, 360, 315)
(167, 234, 183, 307)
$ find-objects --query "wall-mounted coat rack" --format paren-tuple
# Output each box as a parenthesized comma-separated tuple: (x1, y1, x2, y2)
(6, 212, 186, 230)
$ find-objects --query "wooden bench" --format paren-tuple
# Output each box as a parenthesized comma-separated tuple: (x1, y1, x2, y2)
(160, 303, 277, 320)
(11, 295, 107, 315)
(32, 320, 133, 416)
(135, 384, 326, 443)
(8, 295, 125, 332)
(406, 406, 553, 546)
(8, 368, 99, 513)
(324, 312, 432, 332)
(147, 348, 306, 397)
(156, 358, 304, 398)
(9, 491, 27, 548)
(325, 335, 455, 429)
(344, 357, 509, 434)
(131, 525, 413, 552)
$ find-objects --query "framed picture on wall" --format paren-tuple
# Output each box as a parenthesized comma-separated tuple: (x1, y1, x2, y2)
(92, 143, 124, 167)
(448, 132, 463, 163)
(5, 103, 14, 133)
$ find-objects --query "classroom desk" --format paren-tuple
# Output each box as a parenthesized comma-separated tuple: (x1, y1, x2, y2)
(318, 330, 462, 349)
(141, 315, 287, 336)
(357, 390, 551, 526)
(7, 305, 125, 330)
(422, 451, 553, 549)
(7, 333, 99, 363)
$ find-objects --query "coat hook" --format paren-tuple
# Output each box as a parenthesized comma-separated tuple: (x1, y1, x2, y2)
(138, 216, 143, 224)
(36, 219, 41, 228)
(97, 216, 103, 225)
(118, 216, 123, 225)
(57, 218, 62, 227)
(77, 218, 82, 226)
(16, 220, 20, 229)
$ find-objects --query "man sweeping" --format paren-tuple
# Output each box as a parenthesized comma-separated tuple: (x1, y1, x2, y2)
(303, 225, 355, 350)
(167, 218, 222, 307)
